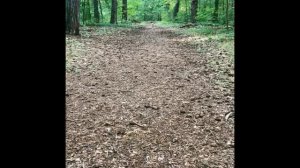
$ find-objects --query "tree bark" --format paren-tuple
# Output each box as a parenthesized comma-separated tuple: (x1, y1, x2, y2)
(110, 0, 117, 24)
(66, 0, 80, 35)
(190, 0, 198, 23)
(122, 0, 127, 21)
(98, 0, 104, 21)
(86, 0, 92, 21)
(82, 0, 86, 24)
(173, 0, 180, 19)
(93, 0, 100, 23)
(226, 0, 229, 29)
(213, 0, 219, 22)
(66, 0, 71, 32)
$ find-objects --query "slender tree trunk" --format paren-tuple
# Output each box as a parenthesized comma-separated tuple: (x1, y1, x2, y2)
(74, 0, 80, 35)
(66, 0, 80, 35)
(93, 0, 100, 23)
(66, 0, 71, 32)
(98, 0, 104, 21)
(122, 0, 127, 21)
(190, 0, 198, 23)
(173, 0, 180, 19)
(185, 0, 188, 22)
(213, 0, 219, 22)
(110, 0, 117, 24)
(83, 0, 91, 21)
(82, 0, 86, 24)
(158, 13, 162, 21)
(86, 0, 91, 21)
(226, 0, 229, 29)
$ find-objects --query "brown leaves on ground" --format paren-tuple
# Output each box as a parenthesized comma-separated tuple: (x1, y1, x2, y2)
(66, 24, 234, 168)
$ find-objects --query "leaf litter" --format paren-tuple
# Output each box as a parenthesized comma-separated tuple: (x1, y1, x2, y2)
(66, 24, 234, 168)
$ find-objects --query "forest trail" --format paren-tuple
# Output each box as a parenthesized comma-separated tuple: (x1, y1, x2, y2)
(66, 24, 234, 168)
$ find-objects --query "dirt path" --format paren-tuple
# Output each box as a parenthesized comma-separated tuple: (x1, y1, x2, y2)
(66, 24, 234, 168)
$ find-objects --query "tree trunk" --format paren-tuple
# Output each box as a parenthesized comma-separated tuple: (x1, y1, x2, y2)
(93, 0, 100, 23)
(158, 13, 162, 21)
(86, 0, 92, 21)
(66, 0, 80, 35)
(190, 0, 198, 23)
(98, 0, 104, 21)
(226, 0, 229, 29)
(122, 0, 127, 21)
(173, 0, 180, 19)
(110, 0, 117, 24)
(185, 0, 188, 22)
(82, 0, 86, 24)
(213, 0, 219, 22)
(66, 0, 71, 32)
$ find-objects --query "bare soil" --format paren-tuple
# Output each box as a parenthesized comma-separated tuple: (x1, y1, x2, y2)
(66, 24, 234, 168)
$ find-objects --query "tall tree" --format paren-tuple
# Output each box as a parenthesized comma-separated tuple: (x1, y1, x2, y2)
(82, 0, 86, 24)
(66, 0, 80, 35)
(110, 0, 118, 24)
(173, 0, 180, 19)
(226, 0, 229, 29)
(185, 0, 188, 22)
(213, 0, 219, 22)
(122, 0, 127, 21)
(93, 0, 100, 23)
(98, 0, 104, 21)
(190, 0, 198, 23)
(86, 0, 92, 21)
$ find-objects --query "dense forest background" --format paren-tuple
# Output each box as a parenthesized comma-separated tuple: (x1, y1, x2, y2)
(66, 0, 234, 35)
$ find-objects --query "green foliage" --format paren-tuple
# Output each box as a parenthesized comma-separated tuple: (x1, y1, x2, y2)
(198, 7, 214, 22)
(126, 0, 142, 21)
(79, 0, 234, 27)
